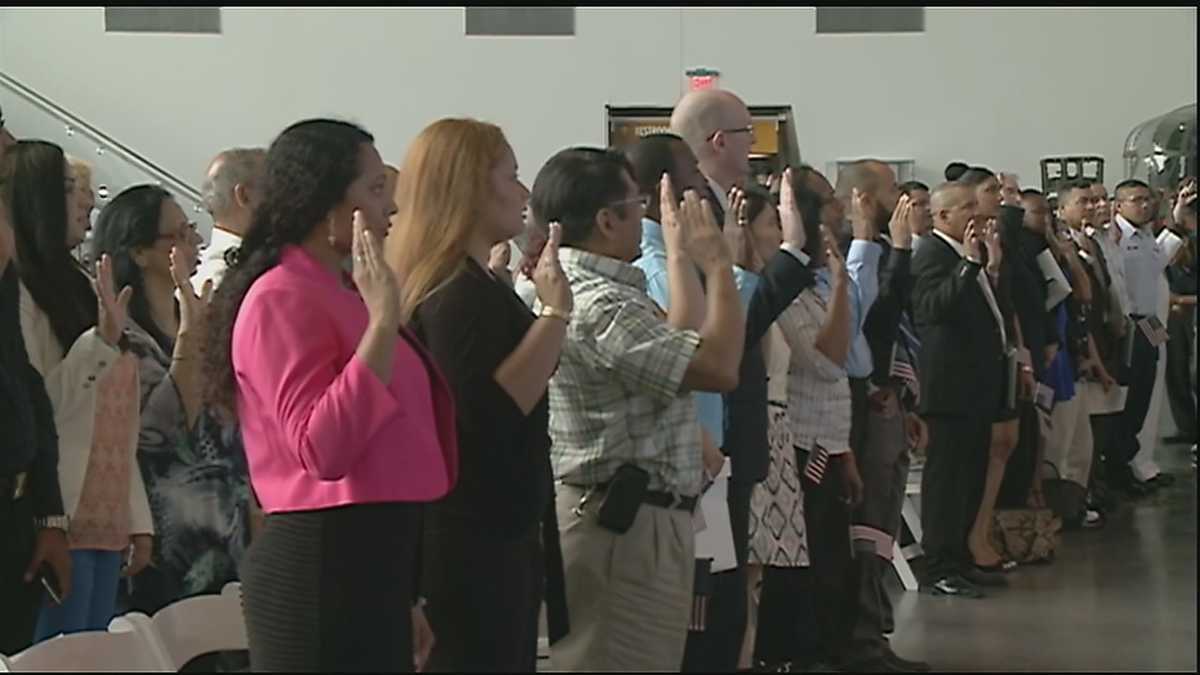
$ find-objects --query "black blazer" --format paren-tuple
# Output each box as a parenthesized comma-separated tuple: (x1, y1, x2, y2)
(723, 249, 814, 482)
(911, 233, 1006, 418)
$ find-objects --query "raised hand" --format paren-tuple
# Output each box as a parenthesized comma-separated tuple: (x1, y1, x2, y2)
(488, 240, 512, 276)
(171, 246, 213, 337)
(679, 189, 731, 271)
(998, 172, 1021, 207)
(964, 219, 984, 262)
(850, 188, 877, 240)
(351, 209, 401, 330)
(533, 222, 573, 313)
(983, 217, 1003, 273)
(1174, 178, 1197, 229)
(889, 193, 913, 249)
(822, 224, 847, 283)
(659, 173, 688, 258)
(723, 188, 758, 271)
(518, 227, 547, 282)
(93, 254, 133, 348)
(779, 168, 807, 251)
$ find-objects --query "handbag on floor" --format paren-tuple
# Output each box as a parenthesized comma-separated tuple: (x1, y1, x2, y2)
(990, 507, 1061, 564)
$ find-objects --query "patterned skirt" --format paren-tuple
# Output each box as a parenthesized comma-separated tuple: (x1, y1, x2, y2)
(748, 402, 810, 567)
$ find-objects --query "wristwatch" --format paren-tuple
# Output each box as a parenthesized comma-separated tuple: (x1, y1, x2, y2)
(539, 305, 572, 325)
(35, 515, 70, 531)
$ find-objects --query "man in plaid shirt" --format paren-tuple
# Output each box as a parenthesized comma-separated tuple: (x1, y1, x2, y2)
(529, 146, 746, 671)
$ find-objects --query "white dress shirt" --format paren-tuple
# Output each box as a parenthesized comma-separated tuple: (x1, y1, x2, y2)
(1115, 215, 1169, 316)
(193, 227, 242, 290)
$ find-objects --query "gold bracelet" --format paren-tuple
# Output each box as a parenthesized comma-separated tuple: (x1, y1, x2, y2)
(539, 305, 571, 325)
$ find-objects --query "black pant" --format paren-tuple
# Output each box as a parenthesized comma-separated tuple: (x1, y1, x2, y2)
(1165, 309, 1197, 439)
(1114, 326, 1160, 472)
(423, 521, 544, 673)
(920, 414, 991, 581)
(755, 566, 819, 667)
(0, 492, 38, 656)
(681, 478, 752, 673)
(799, 446, 855, 665)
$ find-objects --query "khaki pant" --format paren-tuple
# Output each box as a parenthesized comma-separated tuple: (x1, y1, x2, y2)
(1047, 386, 1095, 487)
(550, 484, 695, 672)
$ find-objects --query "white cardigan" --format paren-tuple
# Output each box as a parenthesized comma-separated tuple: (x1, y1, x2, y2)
(19, 283, 155, 536)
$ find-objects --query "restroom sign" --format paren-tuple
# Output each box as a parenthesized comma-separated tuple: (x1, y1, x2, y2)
(686, 67, 720, 91)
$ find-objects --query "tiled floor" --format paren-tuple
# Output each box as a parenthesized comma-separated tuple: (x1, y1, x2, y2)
(889, 440, 1197, 672)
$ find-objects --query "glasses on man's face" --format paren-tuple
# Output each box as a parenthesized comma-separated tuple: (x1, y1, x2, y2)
(707, 125, 755, 141)
(608, 195, 650, 212)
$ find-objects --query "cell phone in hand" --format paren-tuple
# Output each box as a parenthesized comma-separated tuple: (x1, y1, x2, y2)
(39, 563, 63, 605)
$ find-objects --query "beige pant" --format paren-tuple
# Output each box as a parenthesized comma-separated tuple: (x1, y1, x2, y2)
(1047, 385, 1095, 487)
(550, 484, 695, 672)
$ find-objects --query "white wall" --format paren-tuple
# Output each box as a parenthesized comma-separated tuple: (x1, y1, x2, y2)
(1, 7, 1195, 203)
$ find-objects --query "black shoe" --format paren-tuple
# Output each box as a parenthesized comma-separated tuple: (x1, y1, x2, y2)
(925, 575, 984, 598)
(881, 647, 932, 673)
(962, 566, 1009, 588)
(1119, 477, 1155, 497)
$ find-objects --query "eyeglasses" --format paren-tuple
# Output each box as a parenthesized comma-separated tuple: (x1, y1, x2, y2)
(707, 125, 755, 141)
(608, 195, 650, 211)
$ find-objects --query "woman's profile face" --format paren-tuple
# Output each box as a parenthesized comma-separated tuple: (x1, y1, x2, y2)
(329, 143, 398, 251)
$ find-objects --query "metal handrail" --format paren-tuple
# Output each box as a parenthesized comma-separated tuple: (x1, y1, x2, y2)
(0, 70, 202, 203)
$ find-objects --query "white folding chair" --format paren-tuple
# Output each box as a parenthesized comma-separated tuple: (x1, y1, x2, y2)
(143, 582, 248, 670)
(4, 620, 164, 672)
(890, 462, 925, 592)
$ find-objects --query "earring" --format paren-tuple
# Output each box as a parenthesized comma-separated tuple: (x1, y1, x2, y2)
(327, 220, 337, 248)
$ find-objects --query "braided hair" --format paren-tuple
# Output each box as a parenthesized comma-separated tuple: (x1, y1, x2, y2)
(205, 119, 374, 415)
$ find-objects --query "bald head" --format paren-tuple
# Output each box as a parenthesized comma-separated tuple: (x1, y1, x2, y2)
(203, 147, 266, 234)
(930, 182, 975, 241)
(670, 89, 752, 191)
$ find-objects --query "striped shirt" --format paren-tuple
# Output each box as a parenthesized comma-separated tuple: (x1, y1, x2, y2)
(545, 247, 704, 496)
(777, 274, 853, 456)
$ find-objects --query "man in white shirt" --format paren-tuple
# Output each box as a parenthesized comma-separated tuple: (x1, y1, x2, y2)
(193, 148, 266, 289)
(1108, 179, 1179, 493)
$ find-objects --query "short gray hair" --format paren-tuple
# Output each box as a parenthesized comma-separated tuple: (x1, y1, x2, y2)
(202, 148, 265, 217)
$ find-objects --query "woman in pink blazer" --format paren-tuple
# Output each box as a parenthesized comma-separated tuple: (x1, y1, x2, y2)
(206, 119, 458, 673)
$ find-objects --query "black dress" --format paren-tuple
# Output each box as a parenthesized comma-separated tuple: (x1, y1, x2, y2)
(410, 258, 567, 673)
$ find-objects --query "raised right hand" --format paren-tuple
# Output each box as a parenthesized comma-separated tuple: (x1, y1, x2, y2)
(964, 219, 984, 261)
(93, 254, 133, 348)
(722, 188, 758, 271)
(822, 225, 847, 283)
(1173, 178, 1197, 229)
(533, 222, 573, 313)
(171, 246, 214, 337)
(850, 188, 876, 240)
(678, 189, 730, 270)
(351, 210, 401, 329)
(778, 168, 807, 251)
(889, 194, 913, 249)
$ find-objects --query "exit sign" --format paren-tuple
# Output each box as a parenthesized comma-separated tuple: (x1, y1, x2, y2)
(686, 67, 720, 91)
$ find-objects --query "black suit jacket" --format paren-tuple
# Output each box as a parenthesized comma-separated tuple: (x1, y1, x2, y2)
(911, 233, 1005, 418)
(723, 250, 814, 482)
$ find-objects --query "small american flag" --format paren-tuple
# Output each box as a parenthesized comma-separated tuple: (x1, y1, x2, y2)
(803, 445, 831, 485)
(890, 344, 921, 405)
